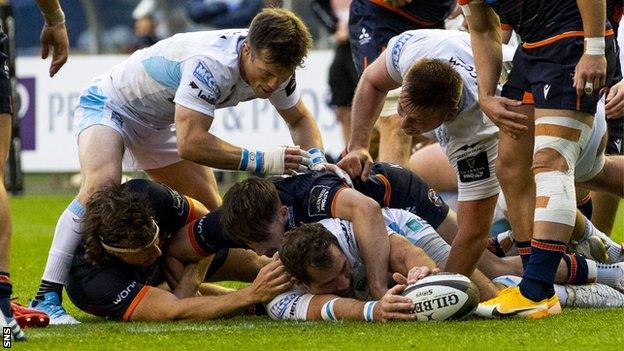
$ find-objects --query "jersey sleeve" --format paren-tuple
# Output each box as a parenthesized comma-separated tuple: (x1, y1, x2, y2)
(189, 209, 247, 257)
(174, 56, 229, 117)
(268, 74, 300, 110)
(384, 34, 406, 83)
(266, 287, 314, 320)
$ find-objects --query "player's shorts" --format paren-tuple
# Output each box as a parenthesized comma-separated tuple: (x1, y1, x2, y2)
(502, 35, 620, 114)
(349, 0, 442, 76)
(328, 42, 358, 107)
(74, 82, 181, 171)
(66, 262, 164, 321)
(606, 118, 623, 155)
(448, 136, 500, 202)
(575, 101, 608, 182)
(0, 28, 11, 115)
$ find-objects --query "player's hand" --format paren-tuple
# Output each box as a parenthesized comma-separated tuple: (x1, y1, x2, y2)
(248, 253, 293, 303)
(384, 0, 412, 7)
(393, 266, 439, 286)
(573, 53, 607, 97)
(40, 22, 69, 77)
(283, 146, 312, 174)
(337, 148, 373, 181)
(373, 284, 416, 322)
(479, 95, 527, 139)
(605, 80, 624, 119)
(311, 162, 354, 187)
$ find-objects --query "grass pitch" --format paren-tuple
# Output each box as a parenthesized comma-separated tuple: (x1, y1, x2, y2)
(7, 195, 624, 350)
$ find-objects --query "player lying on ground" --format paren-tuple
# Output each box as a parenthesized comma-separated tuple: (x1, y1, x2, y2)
(32, 8, 353, 324)
(269, 209, 624, 321)
(65, 180, 291, 321)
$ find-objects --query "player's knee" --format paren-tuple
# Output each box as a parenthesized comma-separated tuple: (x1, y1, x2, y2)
(534, 170, 576, 226)
(532, 148, 569, 175)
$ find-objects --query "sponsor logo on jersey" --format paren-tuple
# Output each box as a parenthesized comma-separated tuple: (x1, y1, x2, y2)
(192, 62, 221, 104)
(615, 138, 622, 153)
(287, 207, 296, 229)
(457, 151, 490, 183)
(543, 84, 551, 100)
(406, 218, 424, 232)
(358, 27, 371, 46)
(427, 189, 443, 207)
(113, 281, 138, 305)
(308, 185, 331, 217)
(391, 33, 413, 72)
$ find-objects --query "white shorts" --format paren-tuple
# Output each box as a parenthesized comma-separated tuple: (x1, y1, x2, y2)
(448, 136, 500, 202)
(73, 84, 182, 171)
(575, 101, 607, 182)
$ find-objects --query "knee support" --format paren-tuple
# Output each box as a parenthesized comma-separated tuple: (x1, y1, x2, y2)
(533, 116, 593, 226)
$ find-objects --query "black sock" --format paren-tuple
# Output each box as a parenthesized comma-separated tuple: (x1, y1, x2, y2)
(35, 280, 63, 301)
(0, 271, 13, 318)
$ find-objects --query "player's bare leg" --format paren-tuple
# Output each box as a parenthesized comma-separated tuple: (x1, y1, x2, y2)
(377, 114, 412, 166)
(146, 160, 222, 210)
(31, 125, 124, 324)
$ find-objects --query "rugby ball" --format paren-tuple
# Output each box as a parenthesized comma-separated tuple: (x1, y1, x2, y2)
(401, 273, 479, 321)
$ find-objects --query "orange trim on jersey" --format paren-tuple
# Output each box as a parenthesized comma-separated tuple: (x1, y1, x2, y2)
(330, 187, 348, 218)
(363, 56, 369, 70)
(122, 285, 151, 321)
(501, 23, 513, 32)
(376, 174, 392, 207)
(577, 193, 591, 206)
(576, 94, 581, 111)
(522, 29, 614, 49)
(369, 0, 438, 26)
(522, 91, 534, 105)
(187, 219, 210, 257)
(184, 196, 197, 223)
(566, 254, 577, 284)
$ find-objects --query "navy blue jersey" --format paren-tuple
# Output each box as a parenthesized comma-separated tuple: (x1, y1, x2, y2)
(367, 0, 455, 26)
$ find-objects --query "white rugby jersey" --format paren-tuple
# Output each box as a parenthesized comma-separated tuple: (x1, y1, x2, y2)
(384, 29, 515, 201)
(266, 208, 438, 320)
(93, 29, 300, 128)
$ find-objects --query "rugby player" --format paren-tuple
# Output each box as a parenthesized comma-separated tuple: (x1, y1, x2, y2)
(30, 8, 338, 323)
(460, 0, 620, 318)
(65, 179, 290, 321)
(268, 210, 624, 321)
(347, 0, 456, 167)
(0, 0, 69, 339)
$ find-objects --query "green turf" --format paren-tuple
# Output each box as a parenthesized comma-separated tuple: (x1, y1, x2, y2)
(6, 195, 624, 350)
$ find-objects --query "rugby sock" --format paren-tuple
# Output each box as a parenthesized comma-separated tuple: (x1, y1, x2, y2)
(0, 272, 12, 318)
(596, 262, 624, 288)
(515, 240, 531, 271)
(553, 284, 568, 305)
(562, 254, 596, 284)
(34, 280, 63, 301)
(576, 194, 593, 220)
(581, 217, 623, 263)
(519, 239, 567, 302)
(40, 199, 85, 289)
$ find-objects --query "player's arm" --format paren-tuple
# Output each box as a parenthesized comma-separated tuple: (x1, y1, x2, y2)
(174, 104, 310, 174)
(574, 0, 607, 95)
(267, 288, 415, 322)
(387, 234, 438, 285)
(36, 0, 69, 77)
(277, 98, 324, 153)
(460, 1, 526, 137)
(331, 188, 390, 300)
(339, 54, 401, 180)
(127, 256, 291, 321)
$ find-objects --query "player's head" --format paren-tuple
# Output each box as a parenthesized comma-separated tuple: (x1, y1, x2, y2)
(82, 184, 162, 267)
(241, 8, 312, 98)
(281, 223, 351, 296)
(221, 177, 288, 256)
(398, 58, 463, 135)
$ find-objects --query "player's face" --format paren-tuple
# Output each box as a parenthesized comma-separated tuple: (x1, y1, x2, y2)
(248, 206, 288, 257)
(242, 43, 294, 98)
(305, 244, 351, 296)
(397, 94, 456, 135)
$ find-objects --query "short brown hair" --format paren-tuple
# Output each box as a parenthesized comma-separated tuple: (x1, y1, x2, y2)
(221, 177, 281, 244)
(402, 58, 462, 111)
(247, 8, 312, 70)
(82, 182, 155, 267)
(280, 223, 340, 284)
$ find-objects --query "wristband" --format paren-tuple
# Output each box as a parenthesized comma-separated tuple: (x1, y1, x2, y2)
(320, 298, 339, 321)
(43, 8, 66, 25)
(238, 148, 264, 173)
(584, 37, 605, 55)
(308, 148, 327, 167)
(363, 301, 377, 322)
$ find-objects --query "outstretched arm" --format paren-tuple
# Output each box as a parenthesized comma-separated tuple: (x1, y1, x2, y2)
(36, 0, 69, 77)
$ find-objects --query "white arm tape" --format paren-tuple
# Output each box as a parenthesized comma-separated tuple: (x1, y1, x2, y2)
(266, 290, 315, 320)
(585, 37, 605, 55)
(320, 298, 340, 321)
(363, 301, 377, 322)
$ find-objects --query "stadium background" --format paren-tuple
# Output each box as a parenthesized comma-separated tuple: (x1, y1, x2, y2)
(3, 0, 624, 349)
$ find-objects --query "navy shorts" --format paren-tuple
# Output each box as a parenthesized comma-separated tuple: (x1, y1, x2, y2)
(328, 42, 358, 107)
(502, 35, 620, 114)
(0, 27, 11, 115)
(348, 0, 443, 75)
(606, 118, 623, 155)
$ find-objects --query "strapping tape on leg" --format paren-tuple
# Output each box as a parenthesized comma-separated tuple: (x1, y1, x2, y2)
(534, 171, 576, 226)
(534, 116, 592, 171)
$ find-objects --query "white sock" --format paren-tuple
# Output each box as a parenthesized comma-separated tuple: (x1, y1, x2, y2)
(554, 284, 568, 305)
(585, 217, 622, 262)
(595, 262, 623, 288)
(41, 199, 85, 285)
